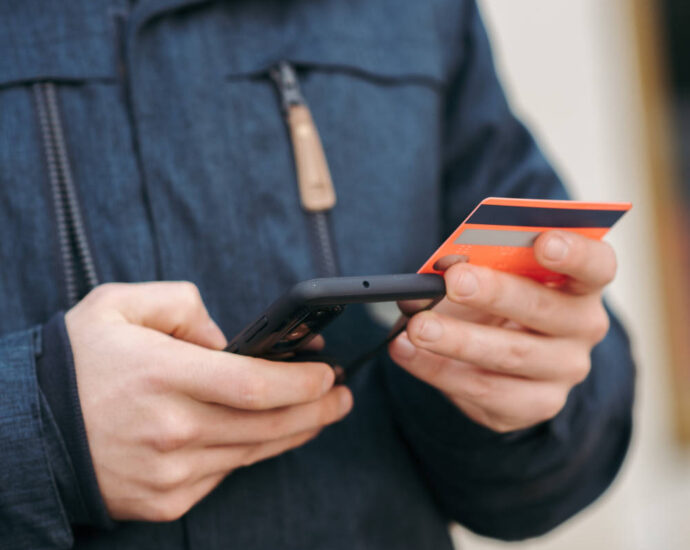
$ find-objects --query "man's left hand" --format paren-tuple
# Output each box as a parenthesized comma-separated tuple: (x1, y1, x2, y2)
(388, 230, 617, 433)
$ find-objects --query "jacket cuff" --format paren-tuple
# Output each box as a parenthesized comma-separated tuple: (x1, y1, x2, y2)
(0, 327, 72, 549)
(35, 312, 114, 529)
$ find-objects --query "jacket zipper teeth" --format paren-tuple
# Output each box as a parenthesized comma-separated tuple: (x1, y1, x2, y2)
(33, 82, 99, 306)
(269, 61, 341, 277)
(309, 211, 339, 278)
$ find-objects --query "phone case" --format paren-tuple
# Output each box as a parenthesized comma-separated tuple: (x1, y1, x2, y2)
(226, 274, 445, 358)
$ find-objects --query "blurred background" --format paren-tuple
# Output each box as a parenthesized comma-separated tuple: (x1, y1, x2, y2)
(451, 1, 690, 549)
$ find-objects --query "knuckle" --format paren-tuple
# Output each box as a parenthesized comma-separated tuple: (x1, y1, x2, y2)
(85, 283, 121, 305)
(234, 373, 267, 409)
(525, 290, 554, 327)
(425, 360, 447, 384)
(447, 328, 469, 358)
(174, 417, 201, 445)
(265, 413, 288, 440)
(148, 458, 193, 492)
(462, 372, 493, 400)
(419, 353, 455, 386)
(140, 358, 171, 392)
(149, 431, 186, 454)
(144, 363, 185, 399)
(149, 412, 198, 453)
(178, 281, 202, 307)
(141, 371, 166, 395)
(500, 339, 531, 372)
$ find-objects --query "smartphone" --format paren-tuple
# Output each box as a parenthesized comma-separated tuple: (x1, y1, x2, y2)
(226, 274, 445, 359)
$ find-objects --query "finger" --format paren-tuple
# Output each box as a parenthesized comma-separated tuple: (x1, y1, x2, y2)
(534, 231, 617, 294)
(196, 428, 323, 475)
(165, 342, 337, 410)
(397, 298, 435, 317)
(88, 281, 227, 349)
(388, 336, 569, 431)
(188, 386, 353, 445)
(400, 315, 590, 382)
(302, 334, 325, 351)
(444, 263, 604, 337)
(239, 427, 323, 467)
(432, 254, 469, 271)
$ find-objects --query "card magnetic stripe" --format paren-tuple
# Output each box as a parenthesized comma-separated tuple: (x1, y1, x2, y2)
(467, 205, 626, 228)
(455, 229, 540, 247)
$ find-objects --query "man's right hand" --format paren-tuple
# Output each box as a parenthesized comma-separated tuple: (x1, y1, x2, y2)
(65, 282, 353, 522)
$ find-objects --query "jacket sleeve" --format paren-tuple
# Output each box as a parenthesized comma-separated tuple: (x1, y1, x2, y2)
(0, 327, 73, 549)
(384, 0, 635, 540)
(0, 319, 112, 549)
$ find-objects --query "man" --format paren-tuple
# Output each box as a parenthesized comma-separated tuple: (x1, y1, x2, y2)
(0, 0, 634, 548)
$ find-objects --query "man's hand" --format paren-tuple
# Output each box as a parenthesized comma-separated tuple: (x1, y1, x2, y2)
(65, 282, 352, 522)
(389, 231, 616, 433)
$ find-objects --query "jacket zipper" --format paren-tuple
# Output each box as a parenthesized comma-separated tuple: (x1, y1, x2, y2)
(33, 82, 99, 307)
(269, 61, 341, 278)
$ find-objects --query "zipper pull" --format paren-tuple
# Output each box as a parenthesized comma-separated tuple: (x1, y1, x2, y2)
(270, 61, 337, 212)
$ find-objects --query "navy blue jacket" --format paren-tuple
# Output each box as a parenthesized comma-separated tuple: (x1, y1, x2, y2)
(0, 1, 634, 548)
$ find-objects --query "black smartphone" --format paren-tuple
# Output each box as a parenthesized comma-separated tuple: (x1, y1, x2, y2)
(226, 274, 445, 359)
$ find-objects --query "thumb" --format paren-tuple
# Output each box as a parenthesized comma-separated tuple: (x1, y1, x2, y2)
(92, 281, 227, 350)
(397, 298, 435, 317)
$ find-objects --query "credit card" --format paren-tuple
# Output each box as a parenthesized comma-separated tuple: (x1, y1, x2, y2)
(418, 197, 631, 284)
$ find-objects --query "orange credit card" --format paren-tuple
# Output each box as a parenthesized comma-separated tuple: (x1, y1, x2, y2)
(418, 197, 632, 284)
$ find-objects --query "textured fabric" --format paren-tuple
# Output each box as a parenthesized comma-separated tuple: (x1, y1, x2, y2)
(0, 0, 635, 548)
(35, 313, 113, 529)
(0, 330, 71, 549)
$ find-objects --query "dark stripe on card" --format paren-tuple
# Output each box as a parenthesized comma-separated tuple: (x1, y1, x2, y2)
(455, 229, 540, 247)
(467, 205, 626, 228)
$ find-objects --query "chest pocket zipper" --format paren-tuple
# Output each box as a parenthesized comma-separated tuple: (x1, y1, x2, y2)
(33, 82, 100, 307)
(269, 62, 342, 278)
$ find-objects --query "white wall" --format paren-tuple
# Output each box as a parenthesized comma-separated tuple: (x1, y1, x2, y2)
(454, 1, 690, 549)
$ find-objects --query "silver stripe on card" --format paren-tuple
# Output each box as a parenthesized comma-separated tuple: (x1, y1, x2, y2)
(454, 229, 541, 247)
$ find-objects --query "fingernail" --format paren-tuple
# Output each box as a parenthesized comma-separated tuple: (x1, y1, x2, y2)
(455, 271, 478, 297)
(544, 236, 568, 261)
(393, 334, 416, 359)
(417, 317, 443, 342)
